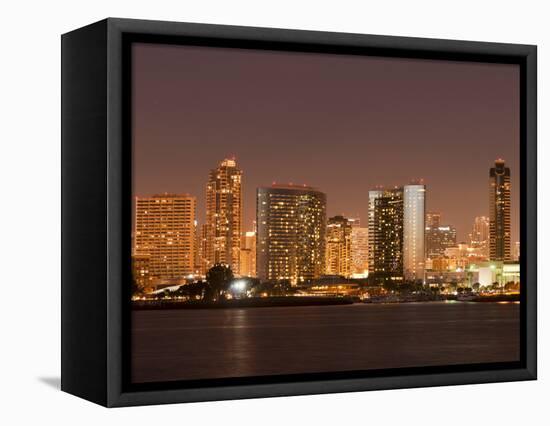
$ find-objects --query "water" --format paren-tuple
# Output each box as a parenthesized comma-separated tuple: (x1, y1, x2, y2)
(131, 302, 520, 383)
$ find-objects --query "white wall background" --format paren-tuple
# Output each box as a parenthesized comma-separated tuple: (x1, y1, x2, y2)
(1, 0, 547, 423)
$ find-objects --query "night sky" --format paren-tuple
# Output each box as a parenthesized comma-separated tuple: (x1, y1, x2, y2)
(132, 42, 520, 243)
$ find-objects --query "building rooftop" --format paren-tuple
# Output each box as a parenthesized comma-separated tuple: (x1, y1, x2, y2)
(261, 183, 321, 192)
(136, 193, 195, 199)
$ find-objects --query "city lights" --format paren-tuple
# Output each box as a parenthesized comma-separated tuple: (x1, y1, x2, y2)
(131, 158, 519, 303)
(231, 280, 247, 292)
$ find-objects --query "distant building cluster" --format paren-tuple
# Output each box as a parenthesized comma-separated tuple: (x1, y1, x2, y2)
(132, 158, 519, 292)
(424, 159, 517, 287)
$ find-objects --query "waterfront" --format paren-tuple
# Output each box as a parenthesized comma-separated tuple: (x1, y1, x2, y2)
(131, 302, 520, 384)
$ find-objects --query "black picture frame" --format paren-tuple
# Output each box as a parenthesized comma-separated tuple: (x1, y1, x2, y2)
(61, 17, 537, 407)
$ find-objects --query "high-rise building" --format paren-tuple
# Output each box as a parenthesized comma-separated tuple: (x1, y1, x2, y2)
(368, 184, 427, 283)
(193, 219, 201, 275)
(403, 184, 426, 282)
(199, 223, 208, 275)
(368, 189, 384, 274)
(132, 253, 151, 291)
(257, 184, 326, 285)
(239, 231, 257, 277)
(351, 224, 369, 277)
(469, 216, 490, 258)
(325, 215, 353, 277)
(514, 241, 520, 261)
(368, 188, 404, 283)
(347, 217, 361, 228)
(489, 159, 511, 261)
(134, 193, 196, 279)
(425, 224, 457, 258)
(205, 158, 242, 273)
(426, 212, 441, 228)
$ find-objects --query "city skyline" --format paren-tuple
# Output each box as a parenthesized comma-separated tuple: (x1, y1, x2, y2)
(132, 43, 520, 244)
(133, 157, 517, 244)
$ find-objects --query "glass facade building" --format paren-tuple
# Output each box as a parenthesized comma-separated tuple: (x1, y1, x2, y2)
(425, 224, 457, 258)
(134, 193, 197, 279)
(257, 184, 326, 285)
(326, 215, 353, 277)
(205, 158, 242, 273)
(351, 225, 369, 277)
(368, 188, 404, 283)
(403, 184, 426, 282)
(469, 215, 490, 258)
(489, 159, 511, 261)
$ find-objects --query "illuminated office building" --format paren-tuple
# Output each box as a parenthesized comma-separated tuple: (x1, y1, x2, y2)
(425, 224, 457, 258)
(367, 189, 384, 274)
(426, 212, 441, 228)
(469, 216, 490, 258)
(134, 193, 196, 279)
(257, 184, 326, 285)
(351, 224, 369, 277)
(239, 231, 257, 277)
(325, 215, 353, 277)
(347, 217, 361, 228)
(489, 159, 511, 261)
(368, 183, 427, 283)
(403, 184, 426, 282)
(132, 253, 151, 290)
(514, 241, 520, 261)
(205, 158, 242, 273)
(193, 219, 201, 275)
(198, 223, 208, 275)
(368, 188, 404, 283)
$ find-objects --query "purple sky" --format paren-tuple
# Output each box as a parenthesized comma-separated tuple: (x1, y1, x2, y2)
(132, 42, 520, 243)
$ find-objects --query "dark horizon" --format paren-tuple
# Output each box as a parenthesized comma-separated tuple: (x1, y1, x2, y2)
(132, 43, 520, 243)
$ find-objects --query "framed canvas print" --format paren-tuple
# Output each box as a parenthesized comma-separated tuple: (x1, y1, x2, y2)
(61, 18, 537, 407)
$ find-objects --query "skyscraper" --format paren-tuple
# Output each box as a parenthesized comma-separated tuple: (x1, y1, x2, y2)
(193, 219, 201, 275)
(350, 219, 369, 277)
(239, 231, 257, 277)
(347, 217, 361, 228)
(134, 193, 196, 279)
(367, 189, 384, 274)
(425, 223, 457, 258)
(403, 184, 426, 282)
(368, 188, 404, 283)
(132, 253, 151, 290)
(325, 215, 352, 277)
(489, 159, 511, 261)
(199, 223, 208, 275)
(257, 184, 326, 285)
(470, 216, 490, 258)
(426, 212, 441, 228)
(205, 158, 242, 273)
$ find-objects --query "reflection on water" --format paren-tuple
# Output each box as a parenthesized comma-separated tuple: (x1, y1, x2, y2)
(131, 302, 520, 384)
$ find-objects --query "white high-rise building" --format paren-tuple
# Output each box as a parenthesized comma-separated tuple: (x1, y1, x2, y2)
(239, 231, 257, 277)
(403, 184, 426, 282)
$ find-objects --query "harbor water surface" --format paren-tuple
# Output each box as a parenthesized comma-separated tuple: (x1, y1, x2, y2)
(131, 302, 520, 383)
